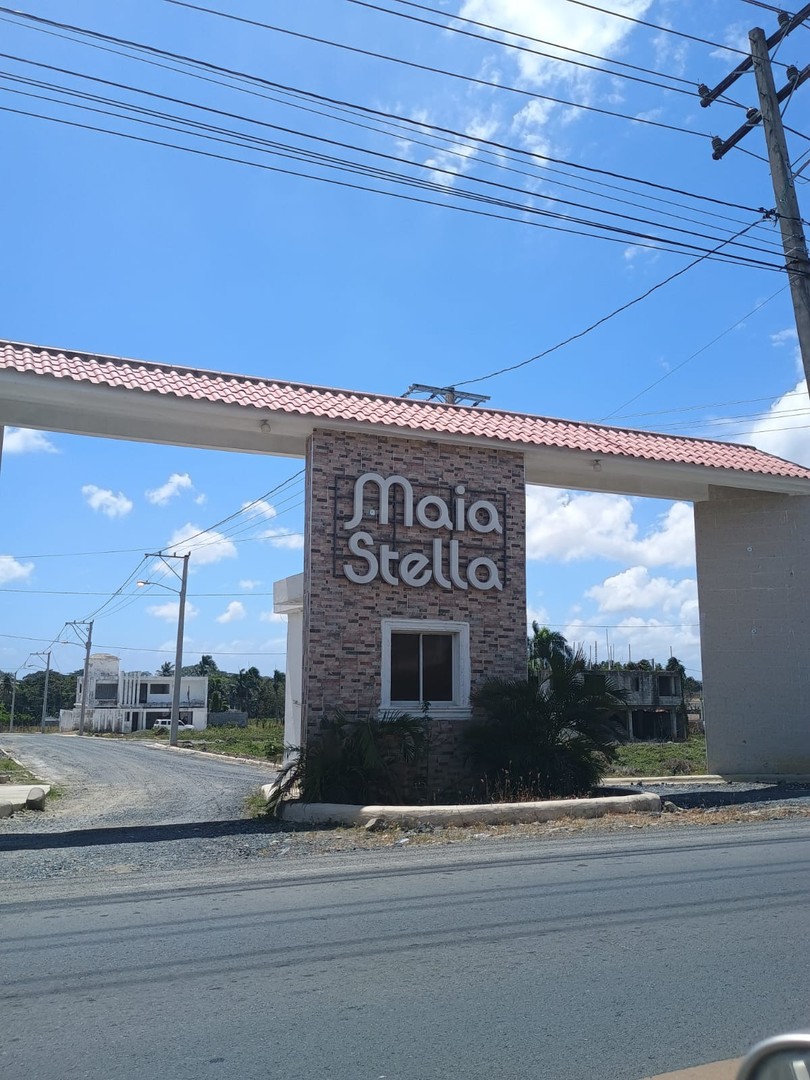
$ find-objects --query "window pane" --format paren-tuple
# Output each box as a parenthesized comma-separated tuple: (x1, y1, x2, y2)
(391, 633, 420, 701)
(422, 634, 453, 702)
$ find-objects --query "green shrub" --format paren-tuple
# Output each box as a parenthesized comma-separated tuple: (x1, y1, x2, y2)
(466, 652, 627, 801)
(266, 709, 426, 814)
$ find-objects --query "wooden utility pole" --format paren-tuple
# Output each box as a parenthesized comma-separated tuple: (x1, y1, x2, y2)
(749, 27, 810, 384)
(39, 650, 51, 735)
(700, 5, 810, 387)
(76, 620, 94, 736)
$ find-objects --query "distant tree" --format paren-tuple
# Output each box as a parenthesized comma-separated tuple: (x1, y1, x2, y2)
(156, 661, 174, 677)
(528, 623, 572, 677)
(10, 669, 76, 725)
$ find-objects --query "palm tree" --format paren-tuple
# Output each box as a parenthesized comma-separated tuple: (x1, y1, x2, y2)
(528, 623, 572, 677)
(468, 648, 627, 800)
(156, 661, 174, 677)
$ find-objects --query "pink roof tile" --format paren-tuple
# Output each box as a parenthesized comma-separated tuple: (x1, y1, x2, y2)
(3, 339, 809, 481)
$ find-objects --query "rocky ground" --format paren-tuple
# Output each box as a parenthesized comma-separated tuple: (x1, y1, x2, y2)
(3, 774, 810, 885)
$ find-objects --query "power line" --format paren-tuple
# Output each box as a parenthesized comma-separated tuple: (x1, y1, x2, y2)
(740, 1, 789, 12)
(0, 50, 769, 239)
(369, 0, 702, 89)
(0, 8, 763, 215)
(3, 102, 781, 270)
(161, 0, 712, 140)
(0, 34, 769, 239)
(341, 0, 701, 98)
(0, 632, 287, 656)
(562, 0, 788, 61)
(0, 70, 782, 261)
(454, 220, 771, 388)
(0, 588, 280, 596)
(599, 285, 790, 419)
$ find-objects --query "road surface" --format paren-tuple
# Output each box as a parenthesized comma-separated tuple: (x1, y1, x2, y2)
(2, 819, 810, 1080)
(0, 733, 277, 829)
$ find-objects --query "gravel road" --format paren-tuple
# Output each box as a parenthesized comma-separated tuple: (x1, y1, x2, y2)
(0, 732, 277, 831)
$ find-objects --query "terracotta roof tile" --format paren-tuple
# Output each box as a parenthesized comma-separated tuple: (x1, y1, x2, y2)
(3, 340, 809, 481)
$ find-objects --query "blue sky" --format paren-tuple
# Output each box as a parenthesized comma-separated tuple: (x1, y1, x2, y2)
(2, 0, 809, 683)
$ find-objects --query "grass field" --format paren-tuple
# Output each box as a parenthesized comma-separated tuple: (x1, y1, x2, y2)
(131, 721, 284, 762)
(0, 751, 40, 785)
(610, 734, 708, 777)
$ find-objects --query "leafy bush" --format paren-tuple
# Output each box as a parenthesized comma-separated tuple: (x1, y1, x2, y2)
(466, 651, 627, 800)
(266, 709, 426, 814)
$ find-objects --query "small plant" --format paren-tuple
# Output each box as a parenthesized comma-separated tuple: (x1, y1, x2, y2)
(265, 708, 426, 816)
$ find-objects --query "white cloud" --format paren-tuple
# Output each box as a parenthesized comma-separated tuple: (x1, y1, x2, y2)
(526, 603, 549, 630)
(586, 566, 697, 613)
(241, 499, 277, 521)
(240, 501, 306, 547)
(709, 23, 750, 61)
(217, 600, 246, 624)
(564, 612, 700, 671)
(240, 500, 304, 547)
(526, 487, 695, 567)
(165, 523, 238, 566)
(260, 528, 305, 550)
(3, 428, 58, 454)
(146, 472, 193, 506)
(147, 600, 199, 622)
(260, 610, 287, 624)
(240, 579, 262, 590)
(194, 493, 207, 506)
(82, 484, 133, 518)
(770, 328, 797, 348)
(461, 0, 652, 90)
(0, 554, 34, 584)
(744, 379, 810, 467)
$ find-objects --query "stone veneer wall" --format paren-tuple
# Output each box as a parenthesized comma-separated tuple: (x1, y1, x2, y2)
(301, 428, 527, 796)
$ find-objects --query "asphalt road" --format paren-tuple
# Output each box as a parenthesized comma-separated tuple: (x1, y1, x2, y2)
(3, 820, 810, 1080)
(0, 733, 277, 829)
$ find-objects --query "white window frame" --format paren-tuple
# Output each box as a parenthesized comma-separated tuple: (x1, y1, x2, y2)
(380, 618, 471, 720)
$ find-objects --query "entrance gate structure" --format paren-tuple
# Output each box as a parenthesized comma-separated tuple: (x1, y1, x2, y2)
(3, 339, 810, 781)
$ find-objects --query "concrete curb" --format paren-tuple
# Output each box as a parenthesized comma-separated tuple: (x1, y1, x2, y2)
(272, 791, 661, 827)
(603, 774, 722, 785)
(116, 737, 281, 770)
(0, 784, 52, 812)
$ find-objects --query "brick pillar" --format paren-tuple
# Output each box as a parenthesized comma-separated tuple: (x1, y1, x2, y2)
(299, 429, 527, 794)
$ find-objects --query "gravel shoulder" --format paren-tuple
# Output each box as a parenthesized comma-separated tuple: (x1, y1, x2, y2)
(4, 735, 810, 888)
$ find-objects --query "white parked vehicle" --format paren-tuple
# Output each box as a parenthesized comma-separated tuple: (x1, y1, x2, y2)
(152, 719, 194, 732)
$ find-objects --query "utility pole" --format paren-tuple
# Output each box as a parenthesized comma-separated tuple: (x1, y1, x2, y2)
(69, 620, 95, 736)
(139, 552, 191, 748)
(699, 5, 810, 387)
(750, 28, 810, 383)
(402, 383, 491, 406)
(9, 670, 18, 732)
(39, 650, 51, 735)
(169, 554, 190, 748)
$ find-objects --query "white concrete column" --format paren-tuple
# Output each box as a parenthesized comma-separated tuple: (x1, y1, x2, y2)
(695, 486, 810, 778)
(273, 573, 304, 760)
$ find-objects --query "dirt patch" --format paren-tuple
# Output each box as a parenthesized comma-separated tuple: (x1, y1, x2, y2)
(250, 801, 810, 856)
